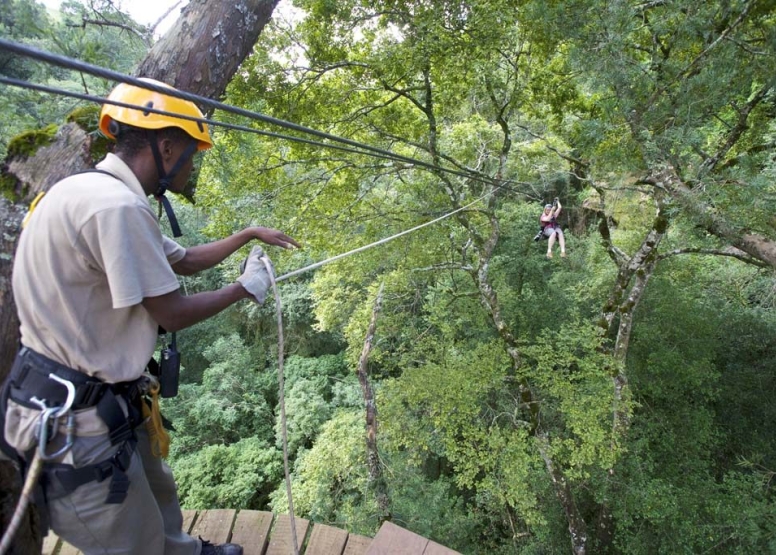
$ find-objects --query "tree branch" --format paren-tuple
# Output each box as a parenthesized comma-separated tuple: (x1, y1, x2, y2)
(658, 247, 769, 267)
(653, 166, 776, 268)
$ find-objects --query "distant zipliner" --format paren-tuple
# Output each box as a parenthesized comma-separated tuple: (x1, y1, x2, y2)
(534, 197, 566, 258)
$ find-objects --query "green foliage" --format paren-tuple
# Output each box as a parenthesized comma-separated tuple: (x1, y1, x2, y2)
(174, 437, 283, 510)
(275, 354, 358, 456)
(165, 334, 276, 456)
(0, 0, 750, 551)
(270, 410, 375, 531)
(523, 324, 623, 476)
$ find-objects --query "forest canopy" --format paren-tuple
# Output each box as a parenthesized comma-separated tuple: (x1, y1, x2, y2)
(2, 0, 776, 553)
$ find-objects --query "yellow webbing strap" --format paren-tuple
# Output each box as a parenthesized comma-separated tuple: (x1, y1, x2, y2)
(21, 192, 46, 229)
(141, 378, 170, 458)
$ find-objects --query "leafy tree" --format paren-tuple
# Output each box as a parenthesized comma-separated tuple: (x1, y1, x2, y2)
(174, 437, 283, 510)
(165, 333, 276, 456)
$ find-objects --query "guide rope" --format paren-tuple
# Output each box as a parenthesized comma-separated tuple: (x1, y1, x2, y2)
(260, 256, 300, 555)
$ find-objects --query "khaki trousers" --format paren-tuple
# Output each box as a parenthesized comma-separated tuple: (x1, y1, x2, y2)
(46, 427, 200, 555)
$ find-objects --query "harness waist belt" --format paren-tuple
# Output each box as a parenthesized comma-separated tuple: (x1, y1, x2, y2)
(8, 347, 142, 445)
(9, 347, 112, 409)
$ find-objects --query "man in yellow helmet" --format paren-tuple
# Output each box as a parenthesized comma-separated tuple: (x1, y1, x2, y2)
(1, 79, 299, 555)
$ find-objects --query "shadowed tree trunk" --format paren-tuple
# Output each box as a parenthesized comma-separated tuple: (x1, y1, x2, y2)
(592, 182, 668, 552)
(0, 1, 279, 551)
(356, 282, 390, 524)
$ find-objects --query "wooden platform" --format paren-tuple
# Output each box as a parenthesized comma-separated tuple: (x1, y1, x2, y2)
(41, 510, 460, 554)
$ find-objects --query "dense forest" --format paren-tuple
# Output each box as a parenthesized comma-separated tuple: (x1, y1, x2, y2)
(3, 0, 776, 553)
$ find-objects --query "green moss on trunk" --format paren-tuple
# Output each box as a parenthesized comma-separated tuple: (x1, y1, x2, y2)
(6, 124, 59, 160)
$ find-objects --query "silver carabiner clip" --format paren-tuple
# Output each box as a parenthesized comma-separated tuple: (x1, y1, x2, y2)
(30, 374, 77, 461)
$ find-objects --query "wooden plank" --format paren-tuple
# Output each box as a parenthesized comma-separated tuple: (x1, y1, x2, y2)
(342, 533, 373, 555)
(305, 523, 348, 555)
(190, 509, 236, 545)
(57, 542, 81, 555)
(41, 532, 61, 555)
(265, 514, 310, 555)
(366, 521, 428, 555)
(423, 541, 460, 555)
(230, 510, 274, 555)
(182, 509, 198, 534)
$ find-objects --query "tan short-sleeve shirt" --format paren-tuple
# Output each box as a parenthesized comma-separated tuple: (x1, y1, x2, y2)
(11, 153, 186, 383)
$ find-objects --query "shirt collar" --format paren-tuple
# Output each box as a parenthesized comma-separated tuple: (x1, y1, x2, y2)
(96, 153, 148, 200)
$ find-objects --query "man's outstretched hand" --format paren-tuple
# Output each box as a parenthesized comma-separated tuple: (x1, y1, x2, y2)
(253, 227, 301, 250)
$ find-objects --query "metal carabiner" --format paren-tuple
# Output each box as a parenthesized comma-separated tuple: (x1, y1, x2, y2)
(41, 411, 75, 461)
(29, 374, 77, 461)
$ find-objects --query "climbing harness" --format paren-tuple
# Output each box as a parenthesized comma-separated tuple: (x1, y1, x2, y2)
(0, 373, 75, 555)
(2, 347, 144, 507)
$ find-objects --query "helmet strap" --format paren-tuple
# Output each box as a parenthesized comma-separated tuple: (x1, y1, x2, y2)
(146, 130, 198, 238)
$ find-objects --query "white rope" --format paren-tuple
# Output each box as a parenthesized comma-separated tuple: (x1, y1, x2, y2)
(276, 188, 499, 283)
(261, 256, 300, 555)
(253, 187, 500, 555)
(0, 451, 43, 555)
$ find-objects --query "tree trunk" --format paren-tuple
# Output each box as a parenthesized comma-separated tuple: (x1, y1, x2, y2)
(593, 188, 668, 553)
(357, 283, 390, 524)
(135, 0, 279, 105)
(0, 1, 279, 550)
(537, 433, 588, 555)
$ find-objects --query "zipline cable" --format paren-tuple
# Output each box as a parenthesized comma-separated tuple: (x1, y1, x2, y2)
(0, 75, 443, 174)
(3, 72, 542, 201)
(277, 186, 501, 282)
(0, 39, 501, 187)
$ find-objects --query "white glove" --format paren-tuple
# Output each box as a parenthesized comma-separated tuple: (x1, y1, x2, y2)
(237, 246, 273, 304)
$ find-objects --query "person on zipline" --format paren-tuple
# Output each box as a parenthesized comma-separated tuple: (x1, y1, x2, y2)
(540, 197, 566, 258)
(0, 79, 299, 555)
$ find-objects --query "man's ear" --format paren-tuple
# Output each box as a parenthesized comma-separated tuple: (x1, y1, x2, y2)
(158, 137, 175, 160)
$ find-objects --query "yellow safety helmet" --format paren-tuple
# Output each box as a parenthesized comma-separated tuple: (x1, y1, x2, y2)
(99, 78, 213, 151)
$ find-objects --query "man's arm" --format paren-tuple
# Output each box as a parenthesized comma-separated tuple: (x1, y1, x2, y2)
(142, 283, 251, 332)
(146, 246, 272, 331)
(171, 226, 300, 276)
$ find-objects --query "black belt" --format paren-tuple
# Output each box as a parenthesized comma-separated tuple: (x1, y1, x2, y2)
(7, 347, 141, 446)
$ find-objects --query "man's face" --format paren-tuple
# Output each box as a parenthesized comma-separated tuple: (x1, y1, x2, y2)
(164, 139, 196, 193)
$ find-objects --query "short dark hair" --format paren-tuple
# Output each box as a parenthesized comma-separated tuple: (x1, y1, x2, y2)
(113, 124, 193, 157)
